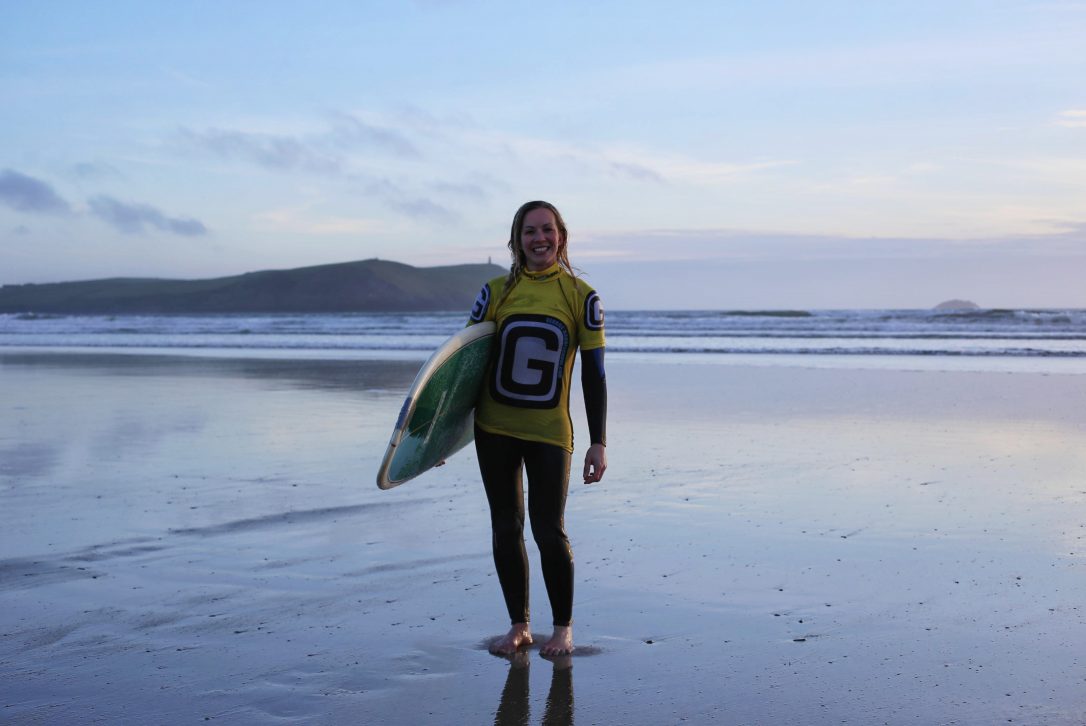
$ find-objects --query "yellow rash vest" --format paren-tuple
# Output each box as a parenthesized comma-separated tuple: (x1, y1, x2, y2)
(467, 263, 605, 452)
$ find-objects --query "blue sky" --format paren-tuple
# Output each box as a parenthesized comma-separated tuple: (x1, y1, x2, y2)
(2, 0, 1085, 308)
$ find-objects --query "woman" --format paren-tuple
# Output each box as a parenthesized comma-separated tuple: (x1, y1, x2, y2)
(468, 200, 608, 657)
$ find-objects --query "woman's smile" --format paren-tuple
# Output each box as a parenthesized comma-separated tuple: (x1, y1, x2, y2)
(520, 207, 562, 271)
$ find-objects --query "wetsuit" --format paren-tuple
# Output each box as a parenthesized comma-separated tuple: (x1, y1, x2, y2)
(468, 263, 607, 627)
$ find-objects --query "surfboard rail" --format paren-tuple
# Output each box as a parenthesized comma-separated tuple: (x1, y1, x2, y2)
(376, 321, 495, 490)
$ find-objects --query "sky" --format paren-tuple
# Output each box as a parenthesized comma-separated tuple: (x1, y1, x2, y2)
(2, 0, 1085, 309)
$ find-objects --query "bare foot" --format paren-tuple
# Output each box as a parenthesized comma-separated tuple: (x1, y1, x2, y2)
(540, 625, 573, 656)
(490, 623, 533, 656)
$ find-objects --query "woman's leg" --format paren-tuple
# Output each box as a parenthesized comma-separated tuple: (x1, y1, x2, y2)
(475, 426, 532, 653)
(523, 439, 574, 654)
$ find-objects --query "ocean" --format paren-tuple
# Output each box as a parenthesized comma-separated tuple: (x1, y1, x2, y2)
(2, 308, 1085, 373)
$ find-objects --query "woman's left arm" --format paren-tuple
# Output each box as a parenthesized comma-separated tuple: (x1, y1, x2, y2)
(581, 347, 607, 483)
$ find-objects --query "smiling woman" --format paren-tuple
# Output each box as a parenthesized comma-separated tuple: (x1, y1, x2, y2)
(519, 206, 562, 271)
(467, 200, 608, 659)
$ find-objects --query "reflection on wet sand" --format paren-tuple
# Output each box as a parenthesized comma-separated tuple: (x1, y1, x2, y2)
(0, 350, 420, 393)
(494, 651, 574, 726)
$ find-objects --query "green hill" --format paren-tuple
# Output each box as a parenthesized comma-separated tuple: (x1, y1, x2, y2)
(0, 259, 506, 313)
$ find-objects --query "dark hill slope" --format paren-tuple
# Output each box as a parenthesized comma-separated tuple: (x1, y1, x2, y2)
(0, 259, 505, 313)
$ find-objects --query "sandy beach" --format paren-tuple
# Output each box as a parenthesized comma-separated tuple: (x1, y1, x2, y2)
(2, 350, 1084, 724)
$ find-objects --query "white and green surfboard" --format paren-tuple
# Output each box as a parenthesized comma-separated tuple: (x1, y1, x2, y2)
(376, 322, 495, 490)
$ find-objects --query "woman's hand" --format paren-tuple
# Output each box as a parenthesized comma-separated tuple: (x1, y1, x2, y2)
(583, 443, 607, 484)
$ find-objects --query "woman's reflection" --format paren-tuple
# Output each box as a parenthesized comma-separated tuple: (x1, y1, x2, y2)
(493, 651, 574, 726)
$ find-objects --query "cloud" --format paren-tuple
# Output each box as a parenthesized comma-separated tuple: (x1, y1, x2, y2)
(430, 180, 488, 199)
(88, 195, 208, 236)
(356, 176, 458, 224)
(650, 158, 795, 184)
(602, 24, 1086, 97)
(391, 103, 479, 139)
(608, 161, 665, 183)
(328, 112, 420, 158)
(485, 131, 788, 186)
(253, 207, 389, 236)
(164, 67, 214, 90)
(71, 162, 123, 180)
(178, 121, 463, 225)
(1055, 109, 1086, 128)
(0, 169, 72, 214)
(388, 198, 454, 223)
(1047, 219, 1086, 235)
(178, 127, 343, 175)
(179, 112, 421, 177)
(578, 223, 1086, 263)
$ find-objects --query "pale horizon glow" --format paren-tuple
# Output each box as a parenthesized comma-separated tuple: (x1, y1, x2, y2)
(2, 1, 1085, 309)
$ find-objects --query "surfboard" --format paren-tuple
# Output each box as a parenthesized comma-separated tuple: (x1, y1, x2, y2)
(376, 321, 495, 490)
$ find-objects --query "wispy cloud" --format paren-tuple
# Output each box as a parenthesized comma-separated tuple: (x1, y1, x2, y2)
(178, 127, 344, 175)
(390, 103, 479, 140)
(163, 67, 214, 90)
(578, 223, 1086, 263)
(0, 169, 72, 214)
(650, 158, 795, 185)
(328, 111, 420, 158)
(482, 131, 787, 186)
(377, 188, 457, 224)
(387, 198, 453, 223)
(253, 207, 390, 236)
(1055, 109, 1086, 128)
(176, 117, 458, 223)
(601, 23, 1086, 96)
(179, 111, 420, 176)
(71, 161, 123, 180)
(429, 180, 488, 199)
(607, 161, 665, 183)
(88, 195, 208, 236)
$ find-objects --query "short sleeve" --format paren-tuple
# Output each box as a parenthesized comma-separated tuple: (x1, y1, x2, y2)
(467, 282, 492, 325)
(579, 286, 605, 350)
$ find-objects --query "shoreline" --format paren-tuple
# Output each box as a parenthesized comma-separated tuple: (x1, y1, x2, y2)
(4, 344, 1086, 376)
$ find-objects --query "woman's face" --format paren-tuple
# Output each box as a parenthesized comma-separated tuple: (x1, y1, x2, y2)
(519, 207, 563, 271)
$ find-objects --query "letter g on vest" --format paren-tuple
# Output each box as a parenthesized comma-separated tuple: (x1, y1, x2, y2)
(492, 314, 570, 408)
(584, 291, 604, 331)
(469, 283, 491, 323)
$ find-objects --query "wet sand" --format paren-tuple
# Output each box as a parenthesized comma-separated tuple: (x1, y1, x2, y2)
(2, 350, 1085, 724)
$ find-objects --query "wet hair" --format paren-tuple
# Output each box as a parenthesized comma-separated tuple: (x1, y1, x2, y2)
(500, 200, 574, 298)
